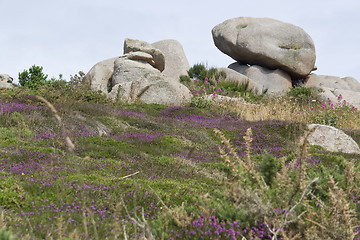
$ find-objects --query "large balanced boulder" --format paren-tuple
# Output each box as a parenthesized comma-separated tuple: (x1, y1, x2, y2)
(152, 39, 190, 80)
(228, 63, 292, 95)
(305, 74, 360, 108)
(212, 17, 316, 79)
(307, 124, 360, 154)
(124, 38, 165, 72)
(0, 74, 15, 89)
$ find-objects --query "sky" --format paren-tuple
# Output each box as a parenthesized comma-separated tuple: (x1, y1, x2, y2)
(1, 0, 360, 84)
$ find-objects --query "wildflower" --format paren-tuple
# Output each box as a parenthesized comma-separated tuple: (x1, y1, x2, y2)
(217, 88, 222, 93)
(337, 94, 343, 101)
(21, 173, 25, 176)
(204, 80, 209, 85)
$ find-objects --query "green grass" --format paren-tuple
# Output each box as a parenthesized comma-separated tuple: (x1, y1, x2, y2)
(0, 82, 359, 239)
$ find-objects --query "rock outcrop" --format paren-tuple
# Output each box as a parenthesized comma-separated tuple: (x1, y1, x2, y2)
(305, 74, 360, 109)
(212, 17, 316, 79)
(307, 124, 360, 154)
(85, 57, 118, 93)
(228, 63, 292, 95)
(85, 39, 191, 106)
(0, 74, 15, 89)
(124, 38, 165, 72)
(152, 39, 190, 80)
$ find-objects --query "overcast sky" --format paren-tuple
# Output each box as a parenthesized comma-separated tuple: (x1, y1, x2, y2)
(1, 0, 360, 83)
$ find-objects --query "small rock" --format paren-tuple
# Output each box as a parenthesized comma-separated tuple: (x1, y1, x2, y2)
(307, 124, 360, 154)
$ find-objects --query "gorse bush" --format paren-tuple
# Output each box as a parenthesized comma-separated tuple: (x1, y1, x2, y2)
(18, 65, 49, 89)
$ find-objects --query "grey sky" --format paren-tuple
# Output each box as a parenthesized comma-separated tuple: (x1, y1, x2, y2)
(1, 0, 360, 83)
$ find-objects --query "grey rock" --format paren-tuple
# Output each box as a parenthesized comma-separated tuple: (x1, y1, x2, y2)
(305, 74, 360, 91)
(212, 17, 316, 78)
(109, 74, 191, 106)
(216, 67, 262, 93)
(307, 124, 360, 154)
(0, 74, 15, 89)
(228, 63, 292, 95)
(84, 57, 118, 93)
(124, 38, 165, 72)
(152, 39, 190, 80)
(305, 74, 360, 109)
(111, 56, 160, 86)
(125, 51, 155, 66)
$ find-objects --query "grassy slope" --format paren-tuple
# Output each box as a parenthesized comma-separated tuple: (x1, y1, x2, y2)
(0, 85, 359, 240)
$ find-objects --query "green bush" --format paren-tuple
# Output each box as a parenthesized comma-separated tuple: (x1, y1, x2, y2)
(179, 75, 191, 83)
(287, 85, 314, 101)
(217, 81, 265, 102)
(190, 96, 211, 108)
(18, 65, 48, 89)
(187, 64, 208, 81)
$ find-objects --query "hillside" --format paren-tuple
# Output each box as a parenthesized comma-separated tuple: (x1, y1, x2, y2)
(0, 77, 359, 240)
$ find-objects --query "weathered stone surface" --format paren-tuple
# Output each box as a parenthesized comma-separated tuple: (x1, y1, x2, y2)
(125, 51, 155, 65)
(84, 57, 117, 93)
(305, 74, 360, 109)
(111, 56, 160, 87)
(212, 17, 316, 78)
(307, 124, 360, 154)
(0, 74, 15, 89)
(216, 67, 262, 93)
(152, 39, 190, 80)
(228, 63, 292, 95)
(108, 53, 191, 106)
(305, 74, 360, 91)
(124, 38, 165, 72)
(108, 74, 191, 106)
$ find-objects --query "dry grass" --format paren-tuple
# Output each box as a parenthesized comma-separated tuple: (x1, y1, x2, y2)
(213, 97, 310, 123)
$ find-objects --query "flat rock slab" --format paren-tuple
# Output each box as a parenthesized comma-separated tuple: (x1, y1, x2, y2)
(307, 124, 360, 154)
(212, 17, 316, 78)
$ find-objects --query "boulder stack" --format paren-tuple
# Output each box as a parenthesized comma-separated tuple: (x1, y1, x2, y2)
(212, 17, 316, 79)
(85, 38, 191, 106)
(212, 16, 360, 107)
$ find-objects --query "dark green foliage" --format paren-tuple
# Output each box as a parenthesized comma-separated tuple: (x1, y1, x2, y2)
(18, 65, 48, 89)
(186, 63, 226, 83)
(179, 75, 191, 83)
(287, 85, 314, 101)
(258, 152, 280, 186)
(187, 64, 208, 81)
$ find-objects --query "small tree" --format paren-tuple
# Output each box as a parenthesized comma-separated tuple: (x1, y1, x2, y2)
(18, 65, 48, 89)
